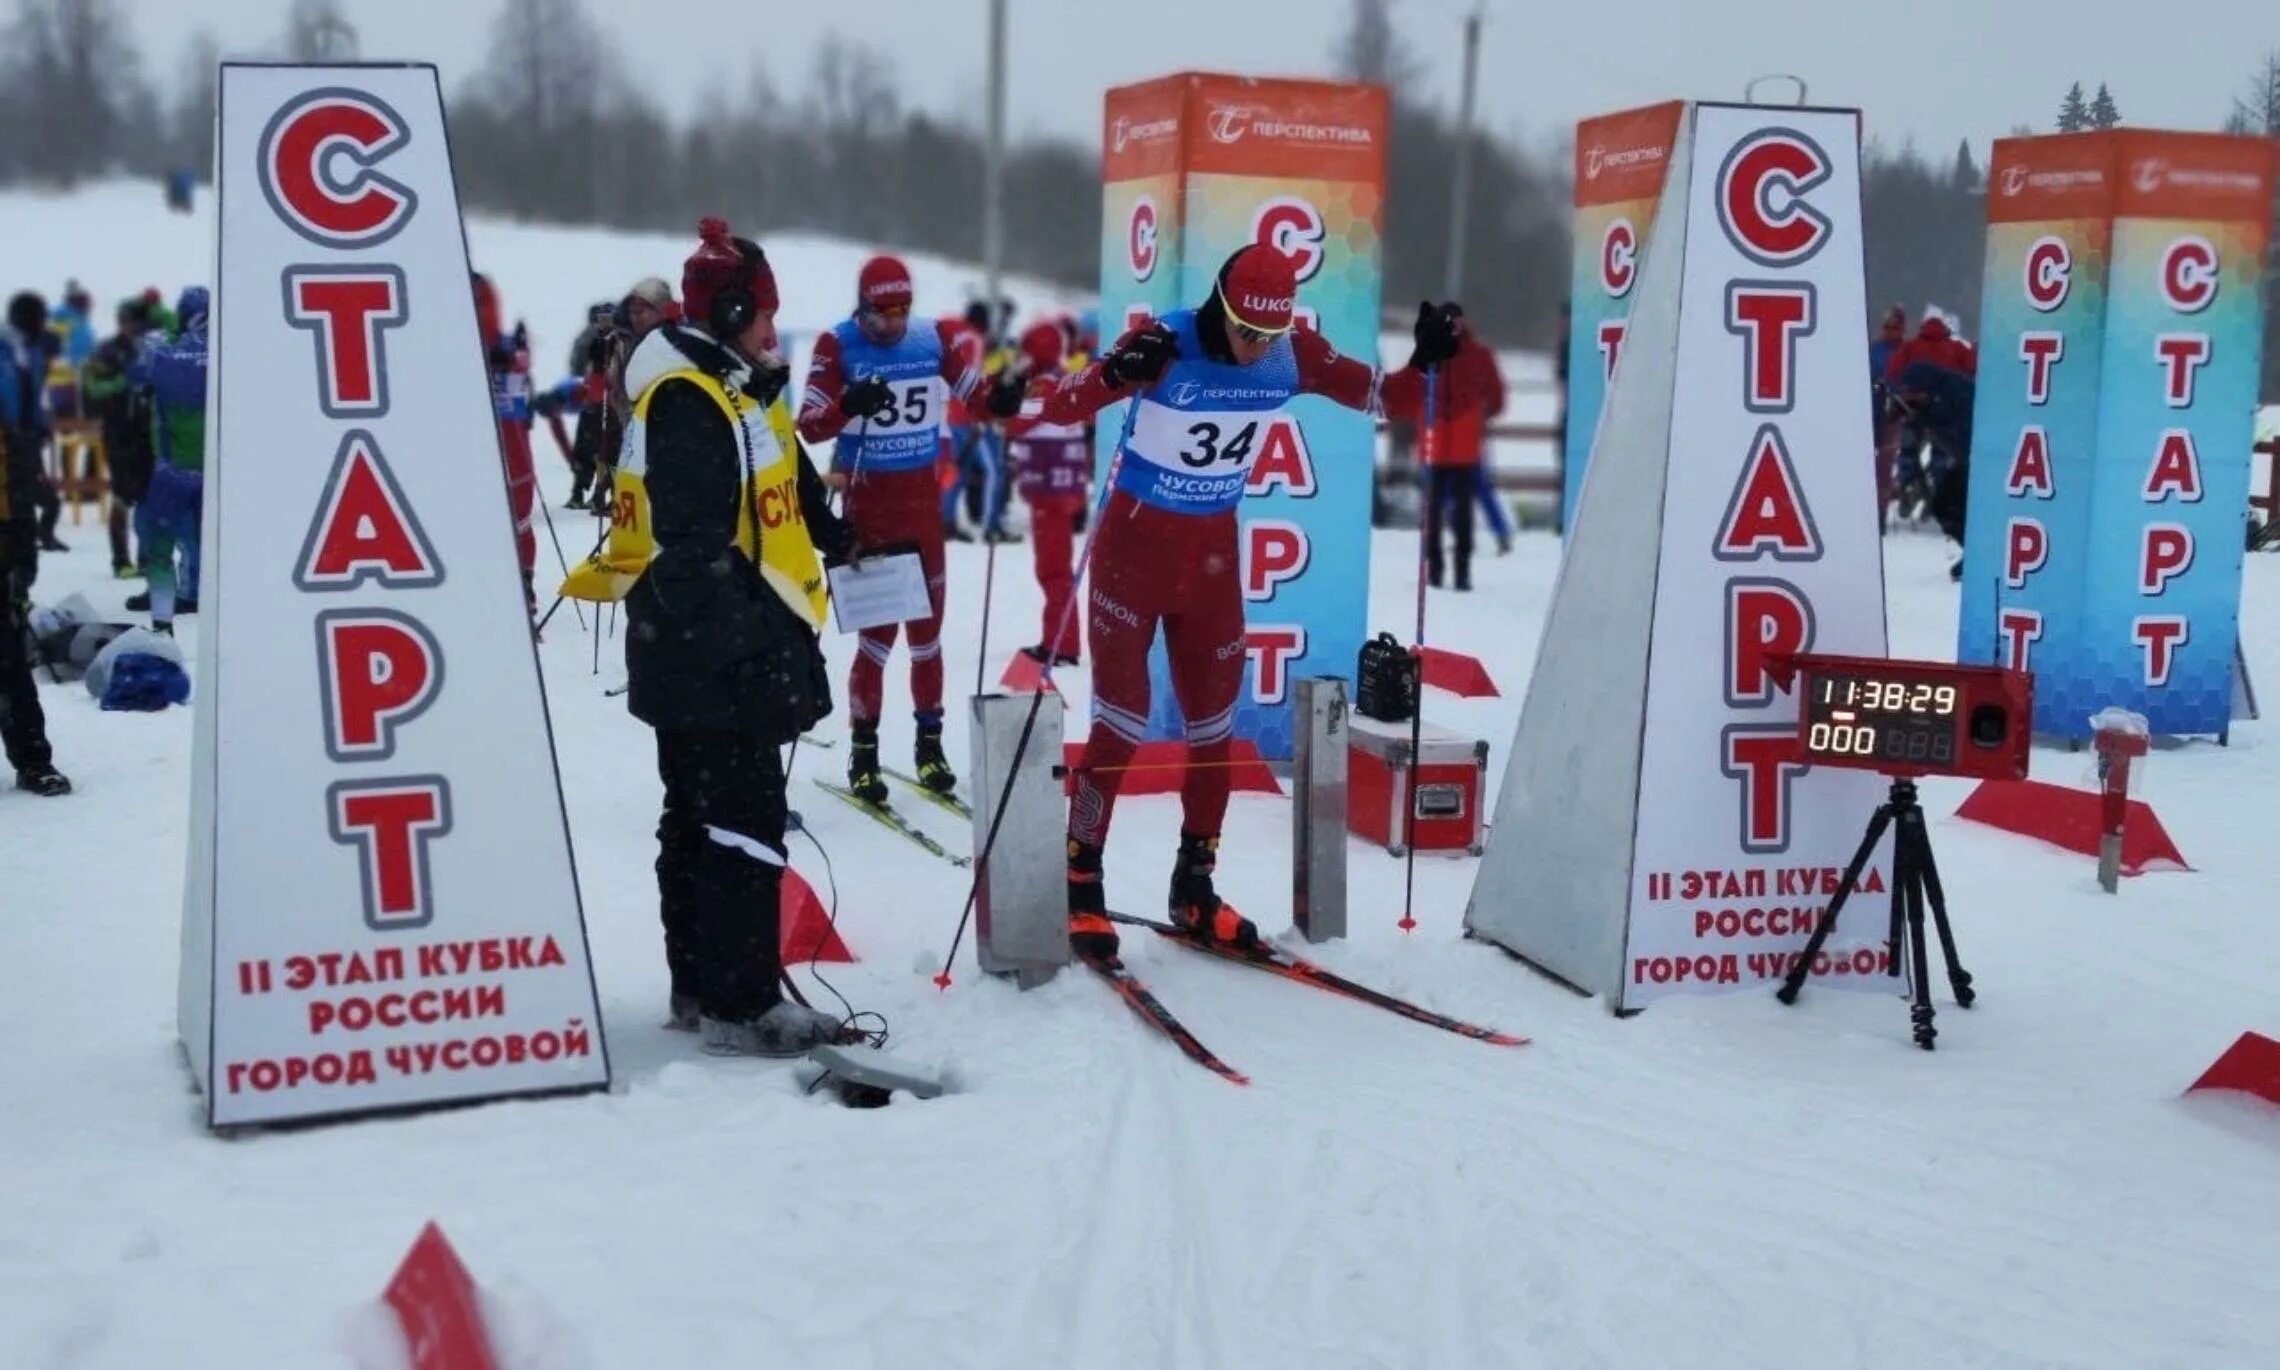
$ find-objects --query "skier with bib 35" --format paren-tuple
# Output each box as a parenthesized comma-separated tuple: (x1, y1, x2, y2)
(797, 255, 1021, 808)
(1026, 245, 1464, 958)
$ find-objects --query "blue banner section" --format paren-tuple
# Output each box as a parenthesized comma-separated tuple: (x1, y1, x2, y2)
(2073, 218, 2264, 735)
(1957, 217, 2110, 738)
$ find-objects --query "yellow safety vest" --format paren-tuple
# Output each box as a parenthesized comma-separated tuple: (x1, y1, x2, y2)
(559, 369, 828, 629)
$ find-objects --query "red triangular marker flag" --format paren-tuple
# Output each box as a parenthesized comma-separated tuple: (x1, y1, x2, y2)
(2185, 1032, 2280, 1106)
(1954, 778, 2188, 876)
(780, 867, 854, 964)
(383, 1223, 498, 1370)
(1418, 646, 1500, 698)
(999, 651, 1055, 694)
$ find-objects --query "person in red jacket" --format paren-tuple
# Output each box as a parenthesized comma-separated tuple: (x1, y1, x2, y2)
(1884, 313, 1977, 381)
(472, 273, 538, 617)
(1002, 318, 1087, 664)
(1417, 310, 1505, 591)
(798, 256, 1021, 805)
(1024, 245, 1465, 958)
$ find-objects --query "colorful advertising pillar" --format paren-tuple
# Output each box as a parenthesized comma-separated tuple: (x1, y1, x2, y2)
(1561, 101, 1685, 531)
(2079, 134, 2275, 736)
(1962, 130, 2275, 739)
(1957, 134, 2117, 705)
(1098, 74, 1386, 759)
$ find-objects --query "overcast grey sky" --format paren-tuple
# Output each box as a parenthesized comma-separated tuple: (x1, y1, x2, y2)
(130, 0, 2275, 160)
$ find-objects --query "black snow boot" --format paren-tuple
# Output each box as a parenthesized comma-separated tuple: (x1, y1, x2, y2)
(15, 765, 72, 798)
(1066, 837, 1120, 960)
(913, 715, 957, 794)
(1169, 832, 1259, 951)
(847, 724, 889, 806)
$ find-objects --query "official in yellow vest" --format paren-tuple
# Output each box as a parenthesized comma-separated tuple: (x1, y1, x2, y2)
(622, 219, 855, 1058)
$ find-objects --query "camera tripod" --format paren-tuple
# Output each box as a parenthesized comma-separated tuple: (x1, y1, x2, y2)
(1776, 776, 1975, 1049)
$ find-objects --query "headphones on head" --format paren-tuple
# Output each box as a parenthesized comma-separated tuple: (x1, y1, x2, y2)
(708, 237, 768, 339)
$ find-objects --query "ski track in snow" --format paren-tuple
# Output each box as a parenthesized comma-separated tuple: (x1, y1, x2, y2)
(5, 185, 2280, 1367)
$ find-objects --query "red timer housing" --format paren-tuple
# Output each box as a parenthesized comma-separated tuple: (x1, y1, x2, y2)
(1769, 654, 2032, 782)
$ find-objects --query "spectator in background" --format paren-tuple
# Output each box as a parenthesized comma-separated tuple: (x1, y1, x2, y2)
(3, 292, 62, 564)
(1, 447, 70, 797)
(1004, 318, 1088, 665)
(1868, 305, 1906, 522)
(0, 300, 71, 797)
(1418, 308, 1504, 591)
(50, 282, 96, 371)
(1893, 358, 1976, 580)
(83, 297, 155, 578)
(129, 287, 210, 633)
(1885, 311, 1977, 381)
(939, 299, 1017, 543)
(473, 273, 539, 617)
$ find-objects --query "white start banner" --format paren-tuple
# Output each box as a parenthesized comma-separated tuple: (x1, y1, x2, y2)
(178, 63, 609, 1127)
(1466, 103, 1892, 1012)
(1624, 103, 1894, 1007)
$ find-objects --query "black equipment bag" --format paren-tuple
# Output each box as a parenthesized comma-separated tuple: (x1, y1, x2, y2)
(1355, 631, 1417, 723)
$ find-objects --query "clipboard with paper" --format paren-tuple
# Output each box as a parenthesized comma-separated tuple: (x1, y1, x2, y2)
(826, 542, 932, 634)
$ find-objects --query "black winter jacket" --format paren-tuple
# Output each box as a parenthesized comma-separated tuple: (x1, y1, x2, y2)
(624, 326, 854, 738)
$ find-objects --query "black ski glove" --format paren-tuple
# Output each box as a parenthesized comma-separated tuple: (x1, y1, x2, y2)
(984, 372, 1028, 419)
(1103, 323, 1177, 390)
(840, 374, 895, 422)
(1411, 301, 1461, 372)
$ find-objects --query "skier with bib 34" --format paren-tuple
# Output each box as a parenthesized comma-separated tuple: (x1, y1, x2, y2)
(1027, 245, 1464, 958)
(797, 255, 1021, 808)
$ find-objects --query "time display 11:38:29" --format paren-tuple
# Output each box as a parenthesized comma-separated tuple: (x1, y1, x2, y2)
(1815, 676, 1959, 716)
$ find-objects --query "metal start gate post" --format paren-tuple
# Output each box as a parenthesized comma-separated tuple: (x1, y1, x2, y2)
(970, 691, 1069, 987)
(1292, 676, 1350, 943)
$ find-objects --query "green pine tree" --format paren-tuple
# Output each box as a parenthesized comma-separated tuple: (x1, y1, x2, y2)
(2057, 81, 2090, 132)
(1949, 138, 1981, 191)
(2089, 83, 2121, 129)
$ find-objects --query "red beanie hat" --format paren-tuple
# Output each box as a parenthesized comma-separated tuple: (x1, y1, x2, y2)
(682, 216, 778, 330)
(858, 255, 914, 312)
(1216, 245, 1298, 334)
(1018, 319, 1066, 375)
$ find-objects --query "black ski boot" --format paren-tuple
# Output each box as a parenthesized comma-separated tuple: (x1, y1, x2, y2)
(1169, 832, 1259, 951)
(914, 715, 958, 795)
(1066, 837, 1120, 960)
(847, 724, 889, 806)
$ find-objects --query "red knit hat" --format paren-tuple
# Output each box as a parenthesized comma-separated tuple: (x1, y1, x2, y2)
(682, 217, 778, 331)
(1216, 245, 1298, 335)
(1018, 319, 1066, 375)
(858, 255, 914, 313)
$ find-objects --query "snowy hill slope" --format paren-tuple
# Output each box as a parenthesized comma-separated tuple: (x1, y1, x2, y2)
(2, 187, 2279, 1368)
(0, 179, 1090, 379)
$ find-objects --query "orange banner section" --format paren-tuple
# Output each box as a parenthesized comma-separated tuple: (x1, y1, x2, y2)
(1991, 130, 2276, 226)
(1104, 76, 1186, 183)
(2111, 130, 2276, 223)
(1987, 134, 2119, 224)
(1105, 72, 1386, 185)
(1573, 101, 1684, 209)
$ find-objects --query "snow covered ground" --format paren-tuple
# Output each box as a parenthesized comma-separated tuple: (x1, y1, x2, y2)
(9, 499, 2280, 1367)
(5, 184, 2280, 1368)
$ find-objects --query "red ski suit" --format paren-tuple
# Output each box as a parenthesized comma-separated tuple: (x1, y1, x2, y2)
(1031, 321, 1455, 847)
(799, 320, 993, 723)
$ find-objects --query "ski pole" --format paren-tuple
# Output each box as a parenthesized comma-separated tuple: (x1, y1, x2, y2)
(533, 481, 586, 633)
(1399, 365, 1440, 935)
(974, 420, 1002, 697)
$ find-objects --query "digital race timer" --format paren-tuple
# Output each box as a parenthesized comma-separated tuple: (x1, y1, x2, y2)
(1771, 654, 2033, 781)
